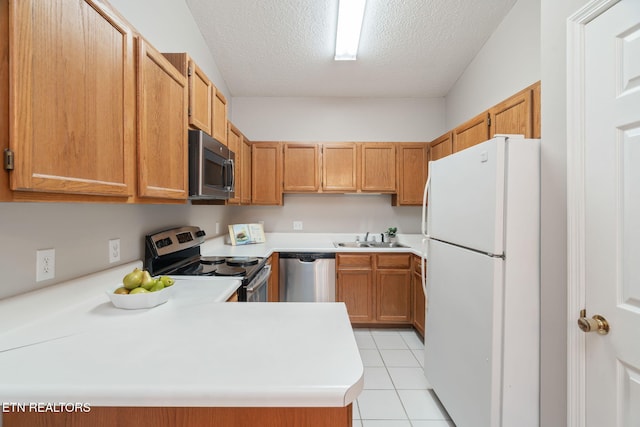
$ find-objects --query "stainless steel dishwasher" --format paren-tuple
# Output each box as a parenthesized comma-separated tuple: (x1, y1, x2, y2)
(279, 253, 336, 302)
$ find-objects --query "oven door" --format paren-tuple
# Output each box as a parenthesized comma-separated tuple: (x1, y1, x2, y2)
(245, 265, 271, 302)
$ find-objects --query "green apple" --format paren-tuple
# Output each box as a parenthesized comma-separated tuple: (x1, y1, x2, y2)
(150, 281, 165, 292)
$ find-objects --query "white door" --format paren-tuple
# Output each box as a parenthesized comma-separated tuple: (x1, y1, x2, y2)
(570, 0, 640, 425)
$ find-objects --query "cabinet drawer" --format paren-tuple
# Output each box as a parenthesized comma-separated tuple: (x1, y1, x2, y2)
(337, 254, 373, 269)
(376, 254, 411, 269)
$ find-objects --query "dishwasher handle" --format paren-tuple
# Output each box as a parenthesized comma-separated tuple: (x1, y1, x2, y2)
(279, 252, 336, 263)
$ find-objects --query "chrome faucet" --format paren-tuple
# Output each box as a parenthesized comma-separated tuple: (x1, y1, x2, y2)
(364, 232, 370, 242)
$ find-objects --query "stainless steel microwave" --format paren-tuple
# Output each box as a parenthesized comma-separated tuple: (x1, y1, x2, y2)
(188, 130, 235, 200)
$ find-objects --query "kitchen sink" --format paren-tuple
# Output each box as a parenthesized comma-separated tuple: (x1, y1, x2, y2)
(333, 241, 410, 249)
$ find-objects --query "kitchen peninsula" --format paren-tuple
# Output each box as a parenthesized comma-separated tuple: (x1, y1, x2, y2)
(0, 263, 363, 427)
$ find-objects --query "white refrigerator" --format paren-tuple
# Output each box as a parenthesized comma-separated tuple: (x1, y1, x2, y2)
(421, 135, 540, 427)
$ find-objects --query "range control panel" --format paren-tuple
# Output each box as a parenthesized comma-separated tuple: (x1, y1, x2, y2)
(146, 226, 206, 257)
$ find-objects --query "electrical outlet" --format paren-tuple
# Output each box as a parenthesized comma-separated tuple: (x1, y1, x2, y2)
(36, 249, 55, 282)
(215, 222, 220, 234)
(293, 221, 303, 231)
(109, 239, 121, 263)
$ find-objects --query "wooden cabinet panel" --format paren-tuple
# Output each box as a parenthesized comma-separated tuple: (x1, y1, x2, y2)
(283, 143, 320, 192)
(7, 0, 135, 199)
(393, 143, 428, 206)
(163, 53, 212, 136)
(251, 142, 282, 205)
(337, 254, 373, 269)
(212, 89, 227, 145)
(361, 143, 396, 192)
(412, 270, 425, 337)
(136, 39, 188, 200)
(453, 112, 490, 153)
(377, 270, 412, 323)
(241, 137, 252, 204)
(267, 253, 279, 302)
(337, 253, 413, 325)
(376, 254, 411, 269)
(489, 88, 533, 138)
(532, 81, 541, 139)
(337, 269, 374, 323)
(430, 132, 453, 162)
(412, 255, 426, 338)
(227, 123, 242, 204)
(322, 143, 358, 192)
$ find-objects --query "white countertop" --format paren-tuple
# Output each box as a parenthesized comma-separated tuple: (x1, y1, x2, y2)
(200, 232, 426, 258)
(0, 261, 364, 408)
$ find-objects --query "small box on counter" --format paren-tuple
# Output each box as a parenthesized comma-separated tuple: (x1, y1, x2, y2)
(228, 223, 266, 246)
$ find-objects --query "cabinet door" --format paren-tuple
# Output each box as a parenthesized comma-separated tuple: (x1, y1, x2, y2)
(412, 270, 426, 338)
(430, 132, 453, 162)
(361, 143, 396, 192)
(241, 137, 252, 204)
(251, 142, 282, 205)
(212, 89, 227, 145)
(188, 60, 212, 135)
(227, 123, 242, 204)
(136, 39, 188, 200)
(283, 143, 320, 192)
(322, 143, 358, 192)
(453, 112, 490, 153)
(337, 270, 374, 323)
(394, 143, 428, 205)
(489, 88, 533, 138)
(162, 54, 212, 136)
(8, 0, 135, 199)
(376, 270, 412, 323)
(267, 253, 279, 302)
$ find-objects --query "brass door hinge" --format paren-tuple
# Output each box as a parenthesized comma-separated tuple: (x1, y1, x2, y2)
(487, 117, 492, 127)
(3, 149, 14, 171)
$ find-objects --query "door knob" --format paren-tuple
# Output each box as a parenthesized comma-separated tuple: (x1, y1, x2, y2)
(577, 309, 610, 335)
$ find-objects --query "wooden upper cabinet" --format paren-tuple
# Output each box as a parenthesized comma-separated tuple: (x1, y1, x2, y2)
(136, 39, 188, 200)
(163, 53, 212, 135)
(429, 132, 453, 162)
(489, 87, 533, 138)
(360, 143, 396, 192)
(393, 143, 428, 206)
(241, 137, 252, 204)
(212, 89, 228, 145)
(251, 142, 282, 205)
(283, 143, 320, 192)
(322, 143, 358, 192)
(226, 122, 242, 204)
(532, 81, 541, 138)
(453, 112, 490, 153)
(6, 0, 135, 199)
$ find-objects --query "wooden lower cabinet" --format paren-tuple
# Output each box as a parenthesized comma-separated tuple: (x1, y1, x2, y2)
(412, 255, 426, 338)
(267, 253, 280, 302)
(3, 405, 353, 427)
(336, 253, 412, 326)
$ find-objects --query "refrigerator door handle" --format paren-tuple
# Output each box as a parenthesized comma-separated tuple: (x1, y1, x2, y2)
(421, 238, 428, 296)
(421, 173, 431, 238)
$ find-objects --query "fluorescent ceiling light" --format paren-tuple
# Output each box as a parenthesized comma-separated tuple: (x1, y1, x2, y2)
(334, 0, 366, 61)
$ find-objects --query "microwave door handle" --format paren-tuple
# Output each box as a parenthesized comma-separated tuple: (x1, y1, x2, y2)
(227, 159, 235, 191)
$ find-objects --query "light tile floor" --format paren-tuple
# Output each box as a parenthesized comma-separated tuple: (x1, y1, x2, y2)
(352, 328, 455, 427)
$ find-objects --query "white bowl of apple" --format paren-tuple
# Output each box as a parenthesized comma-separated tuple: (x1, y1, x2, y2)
(107, 268, 175, 310)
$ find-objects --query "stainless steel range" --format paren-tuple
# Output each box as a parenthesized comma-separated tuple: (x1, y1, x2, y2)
(144, 226, 270, 302)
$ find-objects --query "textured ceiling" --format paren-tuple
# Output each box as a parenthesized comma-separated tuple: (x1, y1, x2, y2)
(185, 0, 518, 98)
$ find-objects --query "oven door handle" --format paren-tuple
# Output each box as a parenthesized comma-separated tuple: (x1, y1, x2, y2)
(245, 264, 271, 292)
